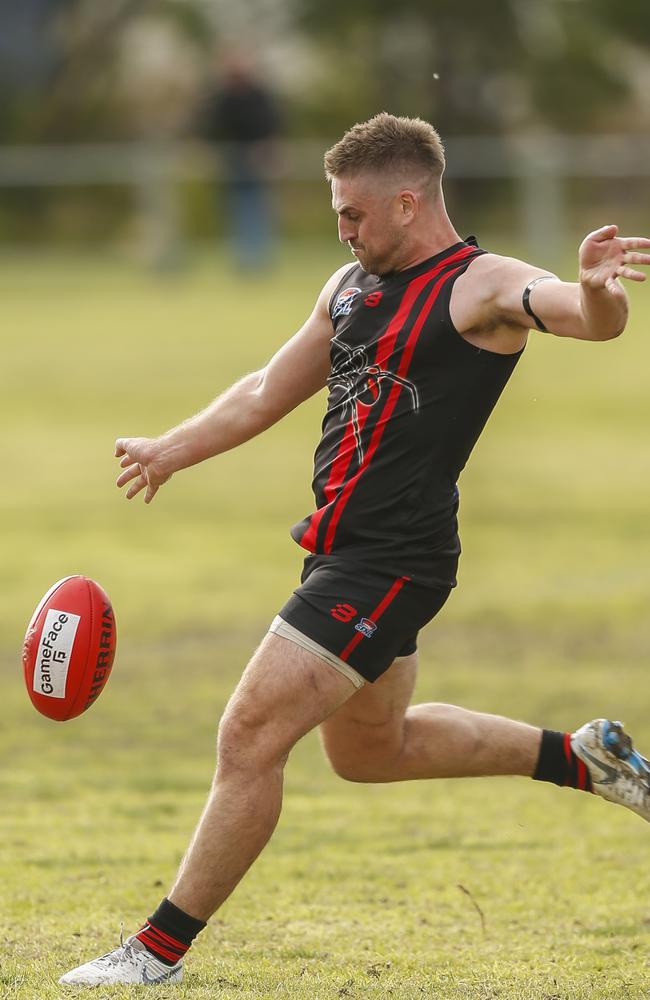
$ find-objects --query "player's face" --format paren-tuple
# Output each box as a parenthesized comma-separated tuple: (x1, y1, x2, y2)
(331, 174, 410, 276)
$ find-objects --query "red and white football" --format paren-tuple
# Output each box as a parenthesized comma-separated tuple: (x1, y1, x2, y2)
(22, 576, 117, 721)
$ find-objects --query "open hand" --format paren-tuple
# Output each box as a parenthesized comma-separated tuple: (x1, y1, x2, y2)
(580, 225, 650, 299)
(115, 437, 172, 504)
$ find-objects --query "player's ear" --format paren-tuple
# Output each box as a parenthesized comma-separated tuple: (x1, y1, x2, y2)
(398, 190, 418, 224)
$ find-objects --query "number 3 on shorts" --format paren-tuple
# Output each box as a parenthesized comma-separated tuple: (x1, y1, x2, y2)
(330, 603, 358, 623)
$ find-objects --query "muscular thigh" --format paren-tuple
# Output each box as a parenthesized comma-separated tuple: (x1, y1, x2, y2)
(319, 652, 417, 768)
(219, 632, 357, 768)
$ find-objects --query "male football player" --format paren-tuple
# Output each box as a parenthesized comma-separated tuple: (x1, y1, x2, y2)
(61, 113, 650, 986)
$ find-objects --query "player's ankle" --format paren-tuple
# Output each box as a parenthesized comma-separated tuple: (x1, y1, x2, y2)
(135, 898, 206, 965)
(532, 729, 593, 792)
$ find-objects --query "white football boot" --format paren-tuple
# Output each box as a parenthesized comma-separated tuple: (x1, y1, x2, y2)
(59, 935, 183, 986)
(571, 719, 650, 823)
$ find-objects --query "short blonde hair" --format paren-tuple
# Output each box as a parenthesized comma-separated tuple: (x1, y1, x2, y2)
(324, 112, 445, 184)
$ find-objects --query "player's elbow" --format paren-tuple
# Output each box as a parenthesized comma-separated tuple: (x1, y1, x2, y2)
(582, 300, 628, 341)
(610, 311, 628, 339)
(590, 320, 626, 342)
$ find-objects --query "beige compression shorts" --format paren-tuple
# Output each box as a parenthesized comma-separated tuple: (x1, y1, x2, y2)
(270, 615, 366, 689)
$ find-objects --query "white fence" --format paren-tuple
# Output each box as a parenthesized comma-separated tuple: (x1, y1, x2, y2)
(0, 135, 648, 260)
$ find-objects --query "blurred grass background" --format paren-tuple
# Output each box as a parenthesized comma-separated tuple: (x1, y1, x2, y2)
(1, 244, 650, 998)
(3, 3, 650, 996)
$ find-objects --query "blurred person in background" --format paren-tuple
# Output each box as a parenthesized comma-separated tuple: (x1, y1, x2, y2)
(196, 50, 282, 272)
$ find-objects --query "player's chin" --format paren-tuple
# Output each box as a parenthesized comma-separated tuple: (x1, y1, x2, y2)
(353, 251, 379, 275)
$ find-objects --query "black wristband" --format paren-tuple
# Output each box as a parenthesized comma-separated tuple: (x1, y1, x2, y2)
(522, 275, 558, 332)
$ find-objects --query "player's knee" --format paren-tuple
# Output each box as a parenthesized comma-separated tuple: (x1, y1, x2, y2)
(217, 702, 290, 775)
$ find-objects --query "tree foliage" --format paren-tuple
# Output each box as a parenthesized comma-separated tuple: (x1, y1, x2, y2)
(1, 0, 648, 142)
(295, 0, 648, 135)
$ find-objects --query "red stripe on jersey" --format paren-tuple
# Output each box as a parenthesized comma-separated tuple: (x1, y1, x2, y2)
(323, 265, 463, 554)
(324, 416, 357, 503)
(299, 406, 373, 551)
(297, 506, 326, 553)
(373, 246, 477, 372)
(339, 575, 410, 661)
(300, 414, 363, 550)
(324, 403, 373, 503)
(299, 260, 454, 552)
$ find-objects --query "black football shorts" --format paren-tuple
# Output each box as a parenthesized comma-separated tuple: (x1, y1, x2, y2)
(275, 554, 453, 684)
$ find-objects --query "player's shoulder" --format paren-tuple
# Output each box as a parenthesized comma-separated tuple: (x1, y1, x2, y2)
(451, 249, 556, 342)
(457, 251, 553, 302)
(325, 262, 359, 294)
(316, 262, 359, 313)
(464, 251, 528, 280)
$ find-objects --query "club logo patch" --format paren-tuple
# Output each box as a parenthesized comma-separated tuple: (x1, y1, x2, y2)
(332, 287, 362, 319)
(354, 617, 377, 638)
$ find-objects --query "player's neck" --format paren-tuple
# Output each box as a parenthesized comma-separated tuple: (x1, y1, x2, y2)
(394, 203, 462, 273)
(395, 229, 463, 272)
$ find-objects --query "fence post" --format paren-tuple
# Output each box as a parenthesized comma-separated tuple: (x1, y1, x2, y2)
(134, 142, 184, 270)
(514, 136, 566, 266)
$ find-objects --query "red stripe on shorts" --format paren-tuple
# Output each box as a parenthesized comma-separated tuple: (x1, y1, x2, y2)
(339, 575, 410, 662)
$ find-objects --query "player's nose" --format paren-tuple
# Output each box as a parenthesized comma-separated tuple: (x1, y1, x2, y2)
(338, 218, 356, 244)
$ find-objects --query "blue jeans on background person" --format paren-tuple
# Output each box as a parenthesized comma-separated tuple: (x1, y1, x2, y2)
(223, 147, 275, 271)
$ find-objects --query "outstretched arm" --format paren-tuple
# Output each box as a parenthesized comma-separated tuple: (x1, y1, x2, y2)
(115, 266, 349, 504)
(457, 225, 650, 350)
(520, 225, 650, 341)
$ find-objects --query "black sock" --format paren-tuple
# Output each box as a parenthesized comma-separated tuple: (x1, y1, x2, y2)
(532, 729, 593, 792)
(135, 898, 206, 966)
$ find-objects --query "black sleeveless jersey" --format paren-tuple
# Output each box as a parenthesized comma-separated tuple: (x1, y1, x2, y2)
(290, 239, 524, 586)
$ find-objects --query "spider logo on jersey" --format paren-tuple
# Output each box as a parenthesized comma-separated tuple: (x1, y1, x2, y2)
(327, 334, 419, 463)
(332, 287, 362, 319)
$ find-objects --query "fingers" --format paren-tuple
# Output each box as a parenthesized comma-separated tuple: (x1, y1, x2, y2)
(114, 435, 162, 504)
(126, 475, 148, 501)
(621, 251, 650, 266)
(605, 276, 626, 297)
(117, 469, 158, 502)
(144, 483, 159, 505)
(116, 463, 143, 489)
(587, 228, 650, 249)
(115, 457, 163, 503)
(620, 237, 650, 250)
(616, 265, 647, 282)
(117, 440, 142, 467)
(592, 224, 618, 242)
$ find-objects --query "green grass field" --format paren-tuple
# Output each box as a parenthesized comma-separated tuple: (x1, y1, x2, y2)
(1, 243, 650, 999)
